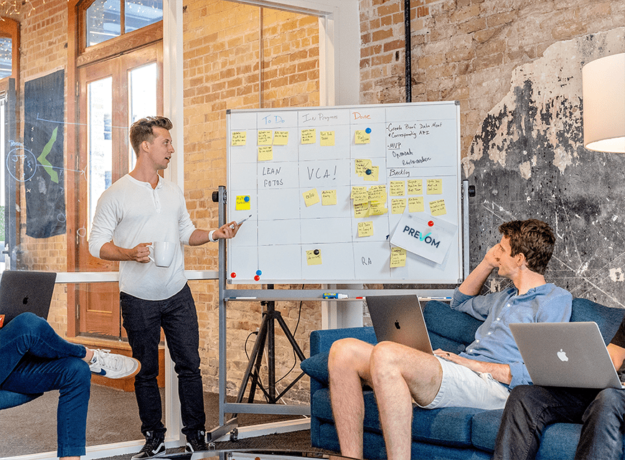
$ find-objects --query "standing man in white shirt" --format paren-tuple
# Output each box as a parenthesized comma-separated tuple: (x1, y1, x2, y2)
(89, 116, 240, 459)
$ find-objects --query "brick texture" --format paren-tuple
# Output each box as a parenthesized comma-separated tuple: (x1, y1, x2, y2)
(182, 0, 321, 402)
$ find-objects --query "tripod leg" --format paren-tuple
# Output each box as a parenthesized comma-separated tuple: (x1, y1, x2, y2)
(275, 313, 307, 361)
(234, 313, 269, 404)
(247, 316, 269, 404)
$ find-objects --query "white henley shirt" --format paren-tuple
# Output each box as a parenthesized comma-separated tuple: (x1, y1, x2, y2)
(88, 174, 196, 301)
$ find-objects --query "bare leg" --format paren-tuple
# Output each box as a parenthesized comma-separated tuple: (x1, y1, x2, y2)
(369, 342, 443, 460)
(61, 457, 79, 460)
(328, 338, 375, 459)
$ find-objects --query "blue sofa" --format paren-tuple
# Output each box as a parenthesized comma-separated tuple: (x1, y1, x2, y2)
(301, 298, 625, 460)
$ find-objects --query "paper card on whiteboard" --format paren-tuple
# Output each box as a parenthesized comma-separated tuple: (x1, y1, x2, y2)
(258, 146, 273, 161)
(429, 199, 447, 216)
(322, 190, 337, 206)
(364, 166, 379, 181)
(390, 181, 405, 196)
(236, 195, 251, 211)
(408, 179, 422, 195)
(273, 131, 289, 145)
(306, 250, 322, 265)
(351, 186, 368, 205)
(408, 196, 424, 212)
(358, 221, 374, 237)
(390, 247, 407, 268)
(355, 159, 372, 177)
(391, 198, 406, 214)
(303, 189, 320, 207)
(258, 130, 273, 145)
(355, 130, 370, 144)
(320, 131, 335, 146)
(301, 129, 316, 144)
(231, 131, 247, 146)
(427, 179, 443, 194)
(390, 214, 457, 265)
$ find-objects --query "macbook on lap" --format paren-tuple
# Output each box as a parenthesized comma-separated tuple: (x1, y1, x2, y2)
(510, 322, 623, 389)
(365, 295, 433, 354)
(0, 271, 57, 328)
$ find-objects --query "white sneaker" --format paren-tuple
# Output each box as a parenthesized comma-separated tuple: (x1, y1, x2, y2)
(89, 349, 141, 379)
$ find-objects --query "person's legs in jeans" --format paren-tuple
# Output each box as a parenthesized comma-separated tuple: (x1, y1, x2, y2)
(0, 356, 91, 458)
(493, 385, 599, 460)
(575, 388, 625, 460)
(160, 284, 205, 437)
(121, 292, 166, 437)
(0, 312, 86, 384)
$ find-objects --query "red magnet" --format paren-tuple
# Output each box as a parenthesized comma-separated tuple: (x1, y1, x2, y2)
(231, 272, 237, 278)
(428, 221, 434, 227)
(254, 275, 260, 281)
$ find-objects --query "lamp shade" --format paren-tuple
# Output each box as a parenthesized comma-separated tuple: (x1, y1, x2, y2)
(582, 53, 625, 153)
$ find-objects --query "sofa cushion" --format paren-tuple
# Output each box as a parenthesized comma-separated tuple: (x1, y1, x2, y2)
(471, 409, 503, 452)
(571, 298, 625, 344)
(312, 387, 480, 448)
(424, 300, 482, 348)
(301, 352, 329, 385)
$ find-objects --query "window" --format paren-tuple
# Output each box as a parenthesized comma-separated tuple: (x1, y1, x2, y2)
(0, 38, 12, 79)
(85, 0, 163, 47)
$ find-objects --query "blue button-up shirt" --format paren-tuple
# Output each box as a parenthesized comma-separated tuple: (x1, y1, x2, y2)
(451, 284, 572, 389)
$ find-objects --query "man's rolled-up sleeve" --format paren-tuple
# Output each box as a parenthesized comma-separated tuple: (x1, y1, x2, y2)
(509, 361, 532, 388)
(450, 287, 494, 321)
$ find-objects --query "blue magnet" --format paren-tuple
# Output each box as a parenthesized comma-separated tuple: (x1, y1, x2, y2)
(365, 128, 372, 134)
(244, 196, 250, 202)
(366, 169, 372, 175)
(256, 270, 262, 276)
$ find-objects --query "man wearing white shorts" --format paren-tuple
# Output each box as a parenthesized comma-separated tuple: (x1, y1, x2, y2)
(328, 219, 573, 460)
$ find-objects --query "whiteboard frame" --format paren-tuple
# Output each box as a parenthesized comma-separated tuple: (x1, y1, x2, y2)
(226, 101, 463, 285)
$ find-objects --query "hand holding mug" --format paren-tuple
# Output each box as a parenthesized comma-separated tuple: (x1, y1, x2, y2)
(148, 242, 176, 267)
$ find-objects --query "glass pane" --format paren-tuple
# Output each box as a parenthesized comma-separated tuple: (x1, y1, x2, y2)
(86, 0, 122, 47)
(88, 77, 113, 236)
(128, 63, 157, 170)
(0, 38, 12, 78)
(0, 99, 5, 273)
(125, 0, 163, 33)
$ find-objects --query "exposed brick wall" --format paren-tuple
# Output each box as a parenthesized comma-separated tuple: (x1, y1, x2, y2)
(182, 0, 320, 402)
(17, 0, 69, 336)
(358, 0, 625, 156)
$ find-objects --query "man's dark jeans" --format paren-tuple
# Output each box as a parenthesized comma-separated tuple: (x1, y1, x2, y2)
(0, 312, 90, 457)
(493, 384, 625, 460)
(121, 283, 205, 437)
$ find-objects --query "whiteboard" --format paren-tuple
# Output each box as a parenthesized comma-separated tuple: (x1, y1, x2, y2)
(226, 102, 462, 284)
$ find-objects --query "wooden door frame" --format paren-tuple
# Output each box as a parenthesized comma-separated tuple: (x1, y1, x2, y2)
(66, 0, 162, 337)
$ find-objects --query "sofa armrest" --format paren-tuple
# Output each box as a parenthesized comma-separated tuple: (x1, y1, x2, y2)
(310, 326, 377, 356)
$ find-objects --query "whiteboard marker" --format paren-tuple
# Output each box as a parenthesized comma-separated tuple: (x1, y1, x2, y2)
(231, 214, 252, 229)
(323, 293, 348, 299)
(228, 296, 257, 300)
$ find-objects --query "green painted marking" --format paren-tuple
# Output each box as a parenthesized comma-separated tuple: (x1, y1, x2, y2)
(37, 127, 59, 183)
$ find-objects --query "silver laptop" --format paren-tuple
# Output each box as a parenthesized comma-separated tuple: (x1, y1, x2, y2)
(510, 322, 623, 389)
(365, 295, 433, 354)
(0, 271, 57, 329)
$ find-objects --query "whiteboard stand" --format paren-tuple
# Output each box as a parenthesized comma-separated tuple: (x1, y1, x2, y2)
(206, 184, 470, 443)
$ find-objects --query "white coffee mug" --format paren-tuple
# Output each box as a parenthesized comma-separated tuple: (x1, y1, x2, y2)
(148, 242, 175, 268)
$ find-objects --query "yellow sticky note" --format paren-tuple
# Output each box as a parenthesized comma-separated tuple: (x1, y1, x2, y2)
(320, 131, 335, 146)
(369, 202, 388, 216)
(231, 131, 247, 146)
(430, 199, 447, 216)
(258, 130, 273, 145)
(322, 190, 337, 206)
(355, 159, 372, 177)
(408, 179, 423, 195)
(258, 146, 273, 161)
(236, 195, 251, 211)
(354, 202, 370, 218)
(427, 179, 443, 195)
(390, 181, 405, 197)
(390, 247, 407, 268)
(391, 198, 406, 214)
(368, 185, 387, 202)
(351, 186, 368, 205)
(358, 221, 374, 237)
(306, 250, 322, 266)
(355, 130, 371, 144)
(303, 189, 320, 207)
(364, 166, 379, 182)
(408, 196, 424, 213)
(273, 131, 289, 145)
(301, 129, 316, 144)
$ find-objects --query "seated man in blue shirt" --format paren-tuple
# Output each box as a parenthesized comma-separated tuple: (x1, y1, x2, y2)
(328, 219, 572, 460)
